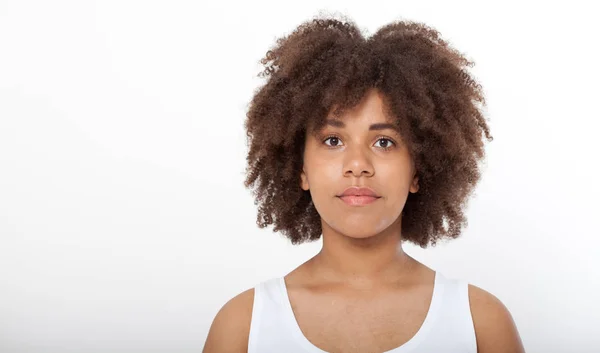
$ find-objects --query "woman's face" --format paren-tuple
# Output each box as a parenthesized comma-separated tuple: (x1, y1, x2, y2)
(300, 88, 419, 239)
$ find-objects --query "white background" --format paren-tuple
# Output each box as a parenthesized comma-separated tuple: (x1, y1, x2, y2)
(1, 1, 598, 352)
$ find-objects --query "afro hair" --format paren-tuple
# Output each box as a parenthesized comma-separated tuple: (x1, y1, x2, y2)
(243, 14, 492, 248)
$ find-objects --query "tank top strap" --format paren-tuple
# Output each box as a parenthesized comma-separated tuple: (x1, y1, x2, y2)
(430, 273, 478, 353)
(248, 277, 290, 353)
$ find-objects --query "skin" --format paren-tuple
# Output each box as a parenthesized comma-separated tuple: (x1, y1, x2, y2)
(203, 88, 526, 353)
(298, 87, 419, 289)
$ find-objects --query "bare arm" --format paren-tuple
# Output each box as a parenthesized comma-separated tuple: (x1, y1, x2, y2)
(469, 284, 526, 353)
(202, 288, 254, 353)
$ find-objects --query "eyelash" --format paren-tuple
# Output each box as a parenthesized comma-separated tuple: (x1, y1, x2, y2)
(321, 134, 397, 151)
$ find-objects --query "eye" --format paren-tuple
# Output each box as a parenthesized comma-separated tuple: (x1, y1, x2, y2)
(323, 136, 342, 147)
(376, 137, 396, 149)
(322, 135, 396, 150)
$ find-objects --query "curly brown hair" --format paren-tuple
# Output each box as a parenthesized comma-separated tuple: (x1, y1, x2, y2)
(243, 14, 492, 248)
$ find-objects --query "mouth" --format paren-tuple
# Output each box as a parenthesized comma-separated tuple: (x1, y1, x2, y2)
(337, 195, 381, 206)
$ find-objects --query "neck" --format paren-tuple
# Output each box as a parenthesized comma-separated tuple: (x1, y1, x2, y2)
(309, 217, 415, 287)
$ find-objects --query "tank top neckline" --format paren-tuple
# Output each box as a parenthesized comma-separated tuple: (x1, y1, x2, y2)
(277, 270, 445, 353)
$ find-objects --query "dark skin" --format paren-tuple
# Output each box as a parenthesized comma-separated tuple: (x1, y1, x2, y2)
(285, 88, 430, 352)
(298, 87, 420, 290)
(203, 89, 526, 353)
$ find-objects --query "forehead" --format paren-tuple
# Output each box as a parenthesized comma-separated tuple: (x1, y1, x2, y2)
(330, 88, 389, 119)
(310, 91, 399, 132)
(322, 118, 401, 134)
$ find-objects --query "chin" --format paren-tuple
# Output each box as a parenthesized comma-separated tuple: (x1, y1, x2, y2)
(324, 214, 400, 239)
(343, 231, 380, 239)
(333, 223, 388, 239)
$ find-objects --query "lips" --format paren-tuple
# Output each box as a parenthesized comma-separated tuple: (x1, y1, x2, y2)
(337, 186, 381, 206)
(338, 195, 380, 206)
(337, 186, 380, 198)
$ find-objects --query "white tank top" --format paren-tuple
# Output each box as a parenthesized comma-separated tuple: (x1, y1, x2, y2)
(248, 271, 477, 353)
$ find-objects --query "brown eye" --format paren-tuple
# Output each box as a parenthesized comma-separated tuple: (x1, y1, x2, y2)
(323, 136, 341, 147)
(377, 138, 394, 148)
(322, 135, 396, 150)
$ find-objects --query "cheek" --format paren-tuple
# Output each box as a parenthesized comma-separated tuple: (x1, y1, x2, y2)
(321, 161, 339, 181)
(308, 156, 338, 185)
(381, 161, 414, 187)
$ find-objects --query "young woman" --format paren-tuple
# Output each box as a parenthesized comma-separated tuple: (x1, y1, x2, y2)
(203, 15, 525, 353)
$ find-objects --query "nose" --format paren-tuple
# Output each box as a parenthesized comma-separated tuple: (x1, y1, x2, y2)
(343, 145, 374, 177)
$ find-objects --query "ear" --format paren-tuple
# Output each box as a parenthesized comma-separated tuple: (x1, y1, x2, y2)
(409, 175, 419, 193)
(300, 167, 310, 191)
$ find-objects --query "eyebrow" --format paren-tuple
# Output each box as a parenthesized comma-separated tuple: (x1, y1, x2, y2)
(325, 119, 401, 133)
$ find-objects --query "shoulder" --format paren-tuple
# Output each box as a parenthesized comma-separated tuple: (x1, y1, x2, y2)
(468, 284, 526, 353)
(202, 287, 255, 353)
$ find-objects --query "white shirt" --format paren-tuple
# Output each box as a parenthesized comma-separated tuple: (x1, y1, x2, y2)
(248, 270, 477, 353)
